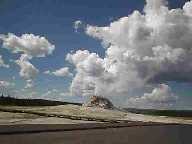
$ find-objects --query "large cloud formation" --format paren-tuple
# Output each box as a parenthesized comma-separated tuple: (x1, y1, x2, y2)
(0, 33, 55, 88)
(15, 54, 39, 88)
(128, 84, 178, 108)
(69, 0, 192, 108)
(1, 33, 55, 57)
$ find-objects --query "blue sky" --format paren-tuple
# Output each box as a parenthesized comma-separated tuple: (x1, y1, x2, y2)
(0, 0, 191, 109)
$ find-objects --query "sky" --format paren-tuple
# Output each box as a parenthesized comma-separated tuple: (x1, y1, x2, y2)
(0, 0, 192, 109)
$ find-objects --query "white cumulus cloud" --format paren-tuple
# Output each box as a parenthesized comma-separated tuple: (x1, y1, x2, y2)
(0, 33, 55, 88)
(15, 54, 39, 88)
(73, 20, 83, 32)
(25, 79, 35, 89)
(0, 80, 15, 95)
(183, 0, 192, 17)
(0, 55, 9, 68)
(67, 0, 192, 108)
(1, 33, 55, 58)
(52, 67, 72, 77)
(44, 67, 72, 77)
(128, 84, 178, 108)
(0, 80, 14, 88)
(41, 89, 71, 100)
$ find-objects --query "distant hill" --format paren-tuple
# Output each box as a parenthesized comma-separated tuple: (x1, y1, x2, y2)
(0, 96, 82, 106)
(123, 108, 192, 117)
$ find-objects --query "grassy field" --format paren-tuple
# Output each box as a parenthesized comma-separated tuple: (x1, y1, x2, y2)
(123, 108, 192, 118)
(0, 105, 127, 120)
(0, 97, 191, 125)
(0, 96, 81, 106)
